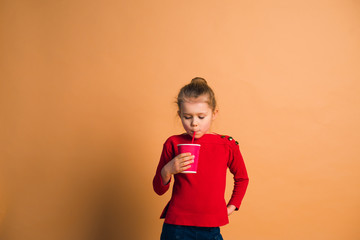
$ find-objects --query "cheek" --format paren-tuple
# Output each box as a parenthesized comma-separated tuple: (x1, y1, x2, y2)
(204, 119, 212, 128)
(181, 119, 190, 127)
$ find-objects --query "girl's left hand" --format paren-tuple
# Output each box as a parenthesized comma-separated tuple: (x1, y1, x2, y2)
(227, 205, 236, 216)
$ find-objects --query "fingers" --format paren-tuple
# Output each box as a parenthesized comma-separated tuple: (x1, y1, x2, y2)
(177, 153, 194, 161)
(173, 154, 195, 173)
(181, 164, 192, 171)
(178, 156, 194, 167)
(180, 159, 194, 167)
(180, 156, 195, 163)
(179, 157, 194, 171)
(178, 152, 192, 158)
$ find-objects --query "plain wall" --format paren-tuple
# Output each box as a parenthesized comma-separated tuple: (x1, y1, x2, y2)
(0, 0, 359, 239)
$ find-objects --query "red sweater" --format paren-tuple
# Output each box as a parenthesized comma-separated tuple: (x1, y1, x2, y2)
(153, 133, 249, 227)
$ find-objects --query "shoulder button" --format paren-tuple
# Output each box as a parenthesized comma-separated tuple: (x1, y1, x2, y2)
(221, 135, 226, 138)
(228, 136, 233, 141)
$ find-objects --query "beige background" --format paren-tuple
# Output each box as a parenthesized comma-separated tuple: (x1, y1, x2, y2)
(1, 0, 360, 239)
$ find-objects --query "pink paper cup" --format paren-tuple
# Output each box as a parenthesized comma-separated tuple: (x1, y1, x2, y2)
(177, 144, 201, 173)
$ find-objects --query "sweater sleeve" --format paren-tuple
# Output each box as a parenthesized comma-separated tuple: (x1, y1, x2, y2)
(227, 143, 249, 210)
(153, 139, 174, 195)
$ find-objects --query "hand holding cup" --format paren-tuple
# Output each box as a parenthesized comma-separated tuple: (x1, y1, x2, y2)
(161, 153, 194, 184)
(166, 153, 195, 174)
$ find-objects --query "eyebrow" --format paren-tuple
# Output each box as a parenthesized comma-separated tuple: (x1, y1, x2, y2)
(183, 112, 207, 115)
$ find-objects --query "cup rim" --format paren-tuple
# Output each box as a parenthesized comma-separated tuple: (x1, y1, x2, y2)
(177, 144, 201, 146)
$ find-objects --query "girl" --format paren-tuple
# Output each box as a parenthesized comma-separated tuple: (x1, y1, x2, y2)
(153, 77, 249, 240)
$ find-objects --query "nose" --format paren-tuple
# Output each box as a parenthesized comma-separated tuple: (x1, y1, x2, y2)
(191, 119, 198, 127)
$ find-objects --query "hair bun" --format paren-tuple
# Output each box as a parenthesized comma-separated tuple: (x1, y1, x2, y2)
(191, 77, 207, 85)
(177, 77, 216, 111)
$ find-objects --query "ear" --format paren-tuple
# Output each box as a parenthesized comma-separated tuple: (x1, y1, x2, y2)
(177, 110, 181, 118)
(212, 109, 219, 120)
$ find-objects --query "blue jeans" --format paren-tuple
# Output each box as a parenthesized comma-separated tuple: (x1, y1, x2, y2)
(160, 223, 223, 240)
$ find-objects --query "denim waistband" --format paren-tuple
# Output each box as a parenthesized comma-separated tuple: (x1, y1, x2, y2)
(164, 223, 220, 232)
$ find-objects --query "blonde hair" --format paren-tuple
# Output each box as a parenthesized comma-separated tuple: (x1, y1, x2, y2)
(176, 77, 217, 112)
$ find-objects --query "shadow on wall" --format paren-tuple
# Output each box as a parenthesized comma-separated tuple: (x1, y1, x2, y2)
(0, 140, 148, 240)
(90, 150, 148, 240)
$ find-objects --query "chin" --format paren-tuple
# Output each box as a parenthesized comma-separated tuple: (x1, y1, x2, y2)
(188, 132, 198, 137)
(194, 133, 204, 138)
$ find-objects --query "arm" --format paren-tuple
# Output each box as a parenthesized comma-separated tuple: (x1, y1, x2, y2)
(153, 141, 195, 195)
(153, 142, 173, 195)
(227, 143, 249, 211)
(161, 153, 194, 184)
(227, 204, 236, 216)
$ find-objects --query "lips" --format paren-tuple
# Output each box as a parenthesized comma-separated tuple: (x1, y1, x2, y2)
(192, 132, 200, 137)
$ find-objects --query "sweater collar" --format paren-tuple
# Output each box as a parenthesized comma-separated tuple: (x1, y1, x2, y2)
(181, 133, 220, 143)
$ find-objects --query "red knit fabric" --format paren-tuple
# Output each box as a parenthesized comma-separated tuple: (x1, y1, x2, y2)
(153, 133, 249, 227)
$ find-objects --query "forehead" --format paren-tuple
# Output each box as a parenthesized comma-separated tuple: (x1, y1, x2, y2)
(180, 97, 212, 114)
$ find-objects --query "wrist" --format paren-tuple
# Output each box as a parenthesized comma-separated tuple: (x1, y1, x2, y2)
(227, 204, 236, 210)
(227, 204, 236, 216)
(161, 164, 170, 176)
(161, 165, 171, 185)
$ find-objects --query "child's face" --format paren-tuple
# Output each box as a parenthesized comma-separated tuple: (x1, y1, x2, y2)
(178, 96, 217, 139)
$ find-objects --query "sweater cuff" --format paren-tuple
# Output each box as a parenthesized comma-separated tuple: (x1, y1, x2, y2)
(153, 173, 171, 195)
(227, 200, 240, 211)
